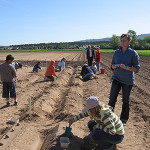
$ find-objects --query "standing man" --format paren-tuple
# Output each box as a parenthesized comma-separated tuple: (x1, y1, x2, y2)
(108, 34, 140, 126)
(86, 45, 95, 67)
(0, 55, 17, 106)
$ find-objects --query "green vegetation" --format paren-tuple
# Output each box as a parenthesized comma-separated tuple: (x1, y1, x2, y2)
(101, 49, 150, 57)
(0, 49, 150, 57)
(1, 30, 149, 51)
(100, 49, 115, 53)
(136, 50, 150, 57)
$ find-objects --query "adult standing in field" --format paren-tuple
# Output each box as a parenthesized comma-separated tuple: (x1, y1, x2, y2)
(108, 34, 140, 126)
(95, 47, 101, 71)
(86, 45, 95, 67)
(0, 55, 18, 106)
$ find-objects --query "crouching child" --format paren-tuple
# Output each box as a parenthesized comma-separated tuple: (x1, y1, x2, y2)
(44, 60, 58, 81)
(68, 96, 124, 150)
(33, 62, 41, 72)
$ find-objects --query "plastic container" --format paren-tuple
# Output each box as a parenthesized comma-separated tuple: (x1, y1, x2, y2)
(100, 67, 105, 74)
(8, 118, 19, 124)
(60, 137, 70, 148)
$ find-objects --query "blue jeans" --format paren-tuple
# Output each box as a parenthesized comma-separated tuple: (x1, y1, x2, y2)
(96, 62, 100, 71)
(108, 79, 133, 122)
(59, 66, 62, 71)
(33, 68, 38, 72)
(88, 121, 124, 149)
(2, 82, 16, 98)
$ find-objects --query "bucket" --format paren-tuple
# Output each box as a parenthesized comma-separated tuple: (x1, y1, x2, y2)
(100, 67, 105, 74)
(60, 137, 70, 148)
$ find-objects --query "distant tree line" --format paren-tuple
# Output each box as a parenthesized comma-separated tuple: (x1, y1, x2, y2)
(8, 41, 111, 50)
(110, 30, 150, 50)
(1, 30, 150, 51)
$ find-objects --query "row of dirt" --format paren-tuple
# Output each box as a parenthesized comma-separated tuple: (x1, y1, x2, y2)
(0, 51, 149, 150)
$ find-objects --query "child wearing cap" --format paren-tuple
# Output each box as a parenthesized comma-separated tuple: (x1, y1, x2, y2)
(0, 55, 18, 106)
(95, 47, 101, 71)
(68, 96, 124, 150)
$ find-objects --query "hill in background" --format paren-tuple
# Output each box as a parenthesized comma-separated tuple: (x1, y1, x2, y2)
(76, 33, 150, 42)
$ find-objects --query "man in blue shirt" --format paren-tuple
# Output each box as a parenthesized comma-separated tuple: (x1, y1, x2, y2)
(108, 34, 140, 126)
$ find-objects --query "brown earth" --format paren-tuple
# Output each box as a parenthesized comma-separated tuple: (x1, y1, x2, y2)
(0, 51, 149, 150)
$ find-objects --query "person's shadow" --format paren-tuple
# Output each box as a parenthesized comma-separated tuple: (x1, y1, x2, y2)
(48, 133, 95, 150)
(0, 105, 10, 110)
(75, 75, 83, 81)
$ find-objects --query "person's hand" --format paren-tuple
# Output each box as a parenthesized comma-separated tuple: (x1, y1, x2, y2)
(119, 64, 126, 70)
(68, 118, 74, 126)
(112, 65, 119, 70)
(93, 125, 96, 130)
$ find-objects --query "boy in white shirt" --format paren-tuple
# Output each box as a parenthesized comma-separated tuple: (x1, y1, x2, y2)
(92, 62, 97, 74)
(58, 58, 66, 71)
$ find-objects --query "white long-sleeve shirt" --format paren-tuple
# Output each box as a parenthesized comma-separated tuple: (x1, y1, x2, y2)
(58, 60, 65, 68)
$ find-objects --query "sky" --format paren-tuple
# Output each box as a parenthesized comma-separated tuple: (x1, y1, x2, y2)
(0, 0, 150, 46)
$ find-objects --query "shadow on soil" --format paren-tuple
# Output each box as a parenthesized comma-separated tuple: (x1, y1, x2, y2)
(49, 133, 94, 150)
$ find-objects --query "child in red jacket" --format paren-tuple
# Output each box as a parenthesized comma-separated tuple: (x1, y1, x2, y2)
(44, 60, 58, 81)
(95, 47, 101, 71)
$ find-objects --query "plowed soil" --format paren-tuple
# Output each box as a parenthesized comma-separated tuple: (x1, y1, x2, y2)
(0, 51, 149, 150)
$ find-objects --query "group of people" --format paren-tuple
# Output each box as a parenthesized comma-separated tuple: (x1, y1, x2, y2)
(87, 45, 101, 71)
(80, 46, 101, 82)
(0, 33, 140, 149)
(0, 55, 65, 106)
(32, 57, 66, 81)
(68, 34, 140, 149)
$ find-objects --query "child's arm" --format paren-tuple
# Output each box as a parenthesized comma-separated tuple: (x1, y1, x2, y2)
(68, 112, 89, 126)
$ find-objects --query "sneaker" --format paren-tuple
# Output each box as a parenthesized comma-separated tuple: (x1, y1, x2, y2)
(14, 101, 18, 106)
(123, 122, 126, 126)
(6, 102, 10, 107)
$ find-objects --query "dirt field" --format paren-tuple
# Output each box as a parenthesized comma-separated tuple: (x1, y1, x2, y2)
(0, 51, 149, 150)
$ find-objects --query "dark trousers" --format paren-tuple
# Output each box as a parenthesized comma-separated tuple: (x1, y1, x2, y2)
(2, 82, 16, 98)
(46, 75, 54, 81)
(88, 121, 124, 149)
(87, 57, 93, 66)
(108, 80, 133, 122)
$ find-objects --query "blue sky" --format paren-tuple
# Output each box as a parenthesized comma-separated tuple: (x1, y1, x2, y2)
(0, 0, 150, 46)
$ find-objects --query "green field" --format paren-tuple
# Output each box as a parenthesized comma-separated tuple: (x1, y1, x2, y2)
(0, 49, 150, 57)
(136, 50, 150, 57)
(100, 49, 150, 57)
